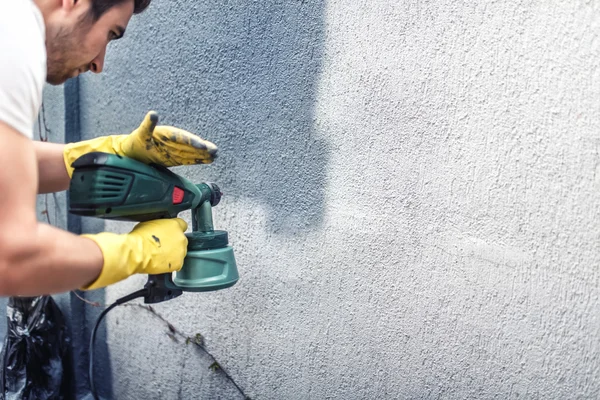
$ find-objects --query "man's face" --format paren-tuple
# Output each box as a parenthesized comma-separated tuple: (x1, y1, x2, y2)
(45, 0, 134, 85)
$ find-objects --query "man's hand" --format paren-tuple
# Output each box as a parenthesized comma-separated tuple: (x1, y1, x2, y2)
(81, 218, 189, 290)
(120, 111, 217, 166)
(63, 111, 217, 177)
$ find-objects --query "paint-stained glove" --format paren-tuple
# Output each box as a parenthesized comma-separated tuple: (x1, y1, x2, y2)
(80, 218, 188, 290)
(63, 111, 217, 177)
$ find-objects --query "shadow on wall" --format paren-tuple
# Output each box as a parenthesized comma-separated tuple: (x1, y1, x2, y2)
(84, 0, 329, 234)
(73, 1, 327, 396)
(205, 0, 330, 234)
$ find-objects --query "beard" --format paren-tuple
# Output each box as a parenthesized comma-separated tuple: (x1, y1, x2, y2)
(45, 16, 92, 85)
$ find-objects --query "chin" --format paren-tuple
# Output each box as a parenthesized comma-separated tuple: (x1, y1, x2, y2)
(46, 75, 70, 86)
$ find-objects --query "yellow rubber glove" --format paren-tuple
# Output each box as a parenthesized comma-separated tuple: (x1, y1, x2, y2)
(63, 111, 217, 177)
(81, 218, 188, 290)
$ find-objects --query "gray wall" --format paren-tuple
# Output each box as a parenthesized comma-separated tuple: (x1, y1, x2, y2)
(15, 0, 600, 399)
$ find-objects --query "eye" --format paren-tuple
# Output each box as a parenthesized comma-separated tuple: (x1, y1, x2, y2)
(109, 31, 117, 40)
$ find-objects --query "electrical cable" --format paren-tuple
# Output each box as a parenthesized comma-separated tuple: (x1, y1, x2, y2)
(89, 289, 147, 400)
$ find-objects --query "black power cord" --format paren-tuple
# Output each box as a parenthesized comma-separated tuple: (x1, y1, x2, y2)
(89, 289, 147, 400)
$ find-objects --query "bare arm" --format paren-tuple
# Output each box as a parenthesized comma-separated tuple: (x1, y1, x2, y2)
(0, 122, 103, 295)
(33, 140, 69, 193)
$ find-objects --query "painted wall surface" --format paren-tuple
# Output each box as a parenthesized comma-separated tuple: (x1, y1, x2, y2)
(74, 0, 600, 399)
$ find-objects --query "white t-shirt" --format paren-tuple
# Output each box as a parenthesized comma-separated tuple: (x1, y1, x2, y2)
(0, 0, 46, 139)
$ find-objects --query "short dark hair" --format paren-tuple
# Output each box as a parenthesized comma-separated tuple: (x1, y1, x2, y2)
(89, 0, 151, 21)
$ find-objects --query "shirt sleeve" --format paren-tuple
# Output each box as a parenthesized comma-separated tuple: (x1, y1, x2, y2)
(0, 1, 46, 139)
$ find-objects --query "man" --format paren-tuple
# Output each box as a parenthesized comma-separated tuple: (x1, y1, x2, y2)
(0, 0, 217, 295)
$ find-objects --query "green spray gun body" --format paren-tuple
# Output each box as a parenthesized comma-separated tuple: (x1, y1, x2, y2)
(68, 152, 239, 304)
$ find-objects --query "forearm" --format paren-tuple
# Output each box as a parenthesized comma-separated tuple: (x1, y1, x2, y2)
(0, 222, 103, 296)
(0, 123, 103, 295)
(33, 141, 69, 193)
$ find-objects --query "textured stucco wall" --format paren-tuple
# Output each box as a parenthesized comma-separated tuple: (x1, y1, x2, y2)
(76, 0, 600, 399)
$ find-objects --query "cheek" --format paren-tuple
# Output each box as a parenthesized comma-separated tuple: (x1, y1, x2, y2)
(82, 30, 109, 58)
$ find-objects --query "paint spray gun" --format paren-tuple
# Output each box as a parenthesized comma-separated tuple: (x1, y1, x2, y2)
(68, 151, 239, 303)
(67, 152, 239, 399)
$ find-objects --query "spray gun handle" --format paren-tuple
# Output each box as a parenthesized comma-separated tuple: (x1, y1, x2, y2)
(143, 181, 236, 301)
(143, 183, 221, 303)
(144, 274, 183, 304)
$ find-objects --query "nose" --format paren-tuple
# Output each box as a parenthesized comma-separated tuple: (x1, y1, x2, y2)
(89, 47, 106, 74)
